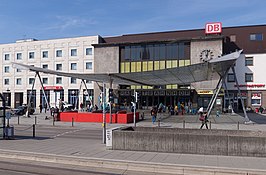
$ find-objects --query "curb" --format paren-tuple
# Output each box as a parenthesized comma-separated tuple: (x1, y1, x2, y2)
(0, 149, 265, 175)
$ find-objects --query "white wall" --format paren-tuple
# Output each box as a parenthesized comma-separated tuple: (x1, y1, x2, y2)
(226, 53, 266, 91)
(0, 35, 99, 108)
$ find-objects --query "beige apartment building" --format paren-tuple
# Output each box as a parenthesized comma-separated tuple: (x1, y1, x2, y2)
(0, 35, 100, 109)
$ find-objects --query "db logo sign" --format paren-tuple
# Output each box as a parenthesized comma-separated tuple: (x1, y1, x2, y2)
(205, 22, 222, 34)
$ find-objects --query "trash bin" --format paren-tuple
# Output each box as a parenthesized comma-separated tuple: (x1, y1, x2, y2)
(255, 108, 259, 113)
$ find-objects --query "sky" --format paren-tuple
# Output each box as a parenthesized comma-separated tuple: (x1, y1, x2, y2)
(0, 0, 266, 44)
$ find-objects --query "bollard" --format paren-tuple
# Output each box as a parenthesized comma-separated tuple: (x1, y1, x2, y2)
(183, 120, 185, 128)
(142, 112, 145, 120)
(33, 124, 35, 138)
(209, 121, 211, 129)
(158, 119, 161, 127)
(53, 117, 55, 126)
(18, 115, 20, 125)
(72, 117, 74, 127)
(237, 122, 239, 130)
(35, 116, 37, 125)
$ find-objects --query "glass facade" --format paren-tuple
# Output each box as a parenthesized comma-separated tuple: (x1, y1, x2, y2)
(120, 42, 190, 88)
(119, 42, 192, 108)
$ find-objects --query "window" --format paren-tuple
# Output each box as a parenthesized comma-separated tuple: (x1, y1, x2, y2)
(4, 66, 9, 73)
(56, 50, 62, 57)
(230, 35, 236, 42)
(42, 51, 48, 58)
(56, 64, 62, 71)
(245, 57, 253, 66)
(70, 77, 77, 84)
(29, 78, 35, 85)
(29, 52, 35, 59)
(42, 78, 48, 84)
(86, 62, 92, 70)
(17, 68, 22, 72)
(16, 78, 22, 85)
(86, 48, 93, 55)
(227, 73, 235, 82)
(71, 49, 77, 56)
(42, 64, 48, 69)
(56, 77, 62, 84)
(250, 33, 263, 41)
(124, 46, 130, 60)
(17, 53, 22, 60)
(4, 54, 10, 61)
(71, 63, 77, 70)
(245, 73, 253, 82)
(4, 79, 9, 85)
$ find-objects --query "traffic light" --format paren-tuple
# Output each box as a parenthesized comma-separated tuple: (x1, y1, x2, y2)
(109, 89, 114, 103)
(135, 92, 139, 103)
(99, 92, 103, 103)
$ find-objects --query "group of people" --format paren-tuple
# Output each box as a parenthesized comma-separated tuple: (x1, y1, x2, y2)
(150, 103, 209, 129)
(168, 101, 194, 115)
(38, 103, 48, 113)
(80, 102, 98, 112)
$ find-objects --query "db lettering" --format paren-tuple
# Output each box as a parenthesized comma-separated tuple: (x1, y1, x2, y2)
(205, 22, 222, 34)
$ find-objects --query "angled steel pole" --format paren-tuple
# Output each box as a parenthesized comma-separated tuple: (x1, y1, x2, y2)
(82, 79, 93, 106)
(26, 73, 37, 117)
(206, 76, 223, 119)
(75, 80, 83, 110)
(223, 76, 235, 114)
(102, 83, 106, 144)
(231, 67, 250, 122)
(36, 72, 51, 112)
(206, 77, 223, 112)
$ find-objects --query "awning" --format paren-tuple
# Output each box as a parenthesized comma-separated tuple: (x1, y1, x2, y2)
(12, 50, 242, 86)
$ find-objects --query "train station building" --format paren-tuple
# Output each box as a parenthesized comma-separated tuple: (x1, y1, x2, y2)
(1, 23, 266, 112)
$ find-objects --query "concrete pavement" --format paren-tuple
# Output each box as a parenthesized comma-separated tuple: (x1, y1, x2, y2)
(1, 111, 266, 174)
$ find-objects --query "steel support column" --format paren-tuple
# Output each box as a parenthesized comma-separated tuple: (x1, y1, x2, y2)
(232, 67, 250, 122)
(36, 72, 51, 112)
(26, 73, 37, 117)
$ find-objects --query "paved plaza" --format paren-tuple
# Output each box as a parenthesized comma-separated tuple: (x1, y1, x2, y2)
(1, 111, 266, 174)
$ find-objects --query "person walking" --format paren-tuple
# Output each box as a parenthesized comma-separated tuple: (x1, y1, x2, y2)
(80, 102, 84, 111)
(44, 103, 47, 113)
(199, 111, 208, 129)
(151, 106, 157, 124)
(39, 104, 43, 113)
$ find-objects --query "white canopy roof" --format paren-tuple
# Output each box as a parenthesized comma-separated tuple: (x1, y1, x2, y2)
(12, 50, 242, 86)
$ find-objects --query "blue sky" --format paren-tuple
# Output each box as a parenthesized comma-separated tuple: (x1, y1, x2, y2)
(0, 0, 265, 44)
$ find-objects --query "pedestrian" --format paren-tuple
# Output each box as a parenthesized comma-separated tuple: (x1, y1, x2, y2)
(94, 104, 98, 111)
(39, 104, 43, 113)
(199, 111, 208, 129)
(80, 102, 84, 111)
(151, 106, 157, 124)
(44, 103, 47, 113)
(59, 99, 63, 112)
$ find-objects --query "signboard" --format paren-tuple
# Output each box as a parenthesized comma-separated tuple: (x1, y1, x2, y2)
(42, 86, 63, 90)
(205, 22, 222, 34)
(197, 90, 213, 95)
(252, 93, 261, 99)
(106, 127, 121, 148)
(234, 84, 265, 88)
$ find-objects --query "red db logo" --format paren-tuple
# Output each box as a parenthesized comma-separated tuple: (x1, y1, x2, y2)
(205, 22, 222, 34)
